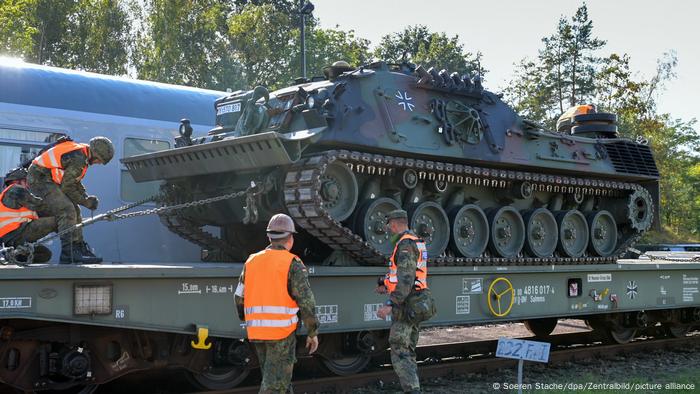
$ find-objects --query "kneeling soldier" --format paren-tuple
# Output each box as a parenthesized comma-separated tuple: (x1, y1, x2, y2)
(234, 213, 320, 393)
(0, 168, 55, 262)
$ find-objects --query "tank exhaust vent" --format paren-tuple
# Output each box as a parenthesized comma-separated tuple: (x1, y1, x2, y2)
(603, 141, 659, 177)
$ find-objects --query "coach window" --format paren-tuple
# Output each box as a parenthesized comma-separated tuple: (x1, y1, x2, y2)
(0, 127, 64, 181)
(120, 138, 170, 202)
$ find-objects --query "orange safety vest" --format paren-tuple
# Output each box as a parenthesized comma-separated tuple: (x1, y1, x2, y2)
(32, 141, 89, 184)
(0, 185, 38, 238)
(241, 248, 300, 340)
(384, 232, 428, 293)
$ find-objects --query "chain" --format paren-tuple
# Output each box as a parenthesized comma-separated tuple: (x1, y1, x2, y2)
(112, 189, 250, 220)
(1, 185, 256, 266)
(644, 254, 700, 263)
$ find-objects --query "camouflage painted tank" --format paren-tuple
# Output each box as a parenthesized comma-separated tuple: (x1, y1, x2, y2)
(123, 61, 659, 266)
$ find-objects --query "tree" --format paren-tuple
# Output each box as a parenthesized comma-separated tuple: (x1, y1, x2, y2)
(0, 0, 37, 58)
(293, 27, 371, 79)
(374, 25, 482, 76)
(134, 0, 240, 90)
(0, 0, 132, 74)
(506, 4, 604, 128)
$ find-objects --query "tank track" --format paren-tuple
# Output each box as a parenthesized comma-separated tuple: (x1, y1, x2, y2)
(284, 150, 649, 267)
(159, 211, 239, 261)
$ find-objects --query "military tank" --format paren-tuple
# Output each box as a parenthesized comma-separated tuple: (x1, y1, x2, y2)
(123, 61, 659, 266)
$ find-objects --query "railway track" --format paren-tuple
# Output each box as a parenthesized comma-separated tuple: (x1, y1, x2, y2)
(193, 331, 700, 394)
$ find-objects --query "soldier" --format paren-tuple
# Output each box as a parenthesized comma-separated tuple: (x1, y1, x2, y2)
(27, 136, 114, 264)
(0, 168, 54, 263)
(375, 209, 434, 394)
(234, 213, 320, 393)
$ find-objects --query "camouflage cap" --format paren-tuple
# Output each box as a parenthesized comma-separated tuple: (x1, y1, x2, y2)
(386, 209, 408, 221)
(3, 167, 27, 186)
(266, 213, 297, 239)
(89, 136, 114, 164)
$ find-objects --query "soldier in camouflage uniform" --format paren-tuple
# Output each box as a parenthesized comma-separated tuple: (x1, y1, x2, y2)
(27, 137, 113, 264)
(376, 209, 430, 394)
(234, 214, 320, 393)
(0, 168, 54, 262)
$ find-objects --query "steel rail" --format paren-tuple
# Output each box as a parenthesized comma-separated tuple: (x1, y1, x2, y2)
(197, 332, 700, 394)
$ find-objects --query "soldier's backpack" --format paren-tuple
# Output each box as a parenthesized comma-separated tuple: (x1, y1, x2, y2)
(405, 288, 437, 323)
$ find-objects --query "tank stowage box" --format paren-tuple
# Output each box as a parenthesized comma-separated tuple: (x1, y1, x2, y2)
(123, 61, 660, 266)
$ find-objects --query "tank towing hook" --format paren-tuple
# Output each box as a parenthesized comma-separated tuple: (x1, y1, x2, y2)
(191, 324, 212, 350)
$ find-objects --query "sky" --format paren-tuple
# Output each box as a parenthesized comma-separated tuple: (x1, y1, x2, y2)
(313, 0, 699, 124)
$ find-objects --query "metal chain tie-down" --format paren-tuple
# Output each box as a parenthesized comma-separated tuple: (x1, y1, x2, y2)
(0, 184, 258, 266)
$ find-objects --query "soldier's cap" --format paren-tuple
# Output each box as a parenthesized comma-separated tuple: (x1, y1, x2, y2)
(267, 213, 297, 239)
(3, 167, 28, 186)
(386, 209, 408, 221)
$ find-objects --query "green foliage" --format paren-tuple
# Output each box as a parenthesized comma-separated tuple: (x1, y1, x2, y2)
(134, 0, 240, 89)
(374, 25, 482, 76)
(0, 0, 131, 74)
(0, 0, 37, 58)
(506, 4, 605, 128)
(506, 5, 700, 240)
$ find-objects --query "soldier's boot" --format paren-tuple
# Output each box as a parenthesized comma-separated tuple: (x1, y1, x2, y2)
(60, 242, 102, 264)
(79, 242, 103, 263)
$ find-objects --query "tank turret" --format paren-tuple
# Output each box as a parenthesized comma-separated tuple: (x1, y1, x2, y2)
(123, 61, 659, 265)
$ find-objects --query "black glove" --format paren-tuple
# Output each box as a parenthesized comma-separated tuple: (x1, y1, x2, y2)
(84, 195, 99, 210)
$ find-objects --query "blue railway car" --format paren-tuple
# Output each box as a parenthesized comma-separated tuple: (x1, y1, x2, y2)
(0, 58, 226, 263)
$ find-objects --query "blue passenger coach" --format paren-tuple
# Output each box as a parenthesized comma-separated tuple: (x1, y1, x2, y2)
(0, 59, 226, 263)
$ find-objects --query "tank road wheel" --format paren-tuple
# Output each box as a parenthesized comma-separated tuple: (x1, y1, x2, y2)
(556, 210, 589, 258)
(487, 206, 525, 258)
(587, 210, 618, 257)
(524, 318, 558, 338)
(320, 161, 359, 221)
(408, 201, 450, 256)
(320, 354, 372, 376)
(522, 208, 558, 258)
(449, 204, 489, 257)
(356, 198, 401, 255)
(186, 365, 251, 390)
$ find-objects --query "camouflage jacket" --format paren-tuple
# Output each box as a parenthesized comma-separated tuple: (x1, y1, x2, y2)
(235, 244, 320, 338)
(1, 184, 43, 211)
(389, 230, 420, 307)
(30, 150, 89, 204)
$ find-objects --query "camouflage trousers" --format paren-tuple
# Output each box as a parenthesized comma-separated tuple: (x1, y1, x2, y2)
(253, 333, 296, 394)
(0, 218, 56, 263)
(28, 181, 84, 245)
(389, 316, 421, 392)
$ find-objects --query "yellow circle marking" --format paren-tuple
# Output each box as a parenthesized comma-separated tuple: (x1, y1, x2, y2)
(487, 277, 515, 317)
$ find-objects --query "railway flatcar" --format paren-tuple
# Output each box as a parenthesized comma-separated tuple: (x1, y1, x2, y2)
(1, 60, 699, 393)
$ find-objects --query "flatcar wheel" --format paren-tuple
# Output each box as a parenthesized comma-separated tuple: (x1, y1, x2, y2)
(555, 210, 589, 258)
(522, 208, 558, 258)
(408, 201, 450, 256)
(487, 206, 525, 258)
(355, 198, 401, 255)
(587, 210, 618, 256)
(663, 323, 691, 338)
(608, 327, 637, 344)
(319, 354, 371, 376)
(186, 365, 251, 390)
(523, 318, 558, 337)
(320, 161, 358, 222)
(449, 204, 489, 257)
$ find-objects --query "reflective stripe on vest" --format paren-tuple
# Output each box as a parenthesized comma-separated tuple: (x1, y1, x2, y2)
(32, 141, 89, 184)
(243, 248, 300, 340)
(384, 232, 428, 293)
(0, 186, 38, 238)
